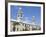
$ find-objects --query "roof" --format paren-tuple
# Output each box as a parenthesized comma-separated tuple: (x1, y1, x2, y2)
(10, 19, 37, 26)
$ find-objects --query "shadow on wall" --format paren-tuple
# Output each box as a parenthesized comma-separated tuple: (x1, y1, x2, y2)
(8, 0, 18, 1)
(8, 36, 20, 37)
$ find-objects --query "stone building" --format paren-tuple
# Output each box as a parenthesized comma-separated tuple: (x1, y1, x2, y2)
(10, 7, 41, 31)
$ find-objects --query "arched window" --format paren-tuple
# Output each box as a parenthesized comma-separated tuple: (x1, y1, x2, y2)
(13, 26, 15, 31)
(17, 28, 19, 31)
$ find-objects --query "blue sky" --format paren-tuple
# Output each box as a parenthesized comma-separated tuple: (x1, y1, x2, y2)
(10, 5, 41, 25)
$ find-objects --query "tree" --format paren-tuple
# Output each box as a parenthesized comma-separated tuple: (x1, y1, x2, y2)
(13, 22, 20, 31)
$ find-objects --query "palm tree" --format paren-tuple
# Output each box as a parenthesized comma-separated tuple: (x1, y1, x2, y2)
(13, 22, 20, 26)
(13, 22, 20, 31)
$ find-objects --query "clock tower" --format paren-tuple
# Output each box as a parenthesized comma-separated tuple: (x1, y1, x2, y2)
(16, 7, 24, 22)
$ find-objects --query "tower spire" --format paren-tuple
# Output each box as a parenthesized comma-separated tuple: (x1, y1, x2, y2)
(16, 7, 23, 22)
(31, 16, 35, 25)
(19, 7, 22, 10)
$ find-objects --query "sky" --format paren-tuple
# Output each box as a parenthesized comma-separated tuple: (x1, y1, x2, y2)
(10, 5, 41, 25)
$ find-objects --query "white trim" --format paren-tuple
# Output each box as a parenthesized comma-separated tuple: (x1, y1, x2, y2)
(8, 3, 43, 7)
(8, 2, 43, 35)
